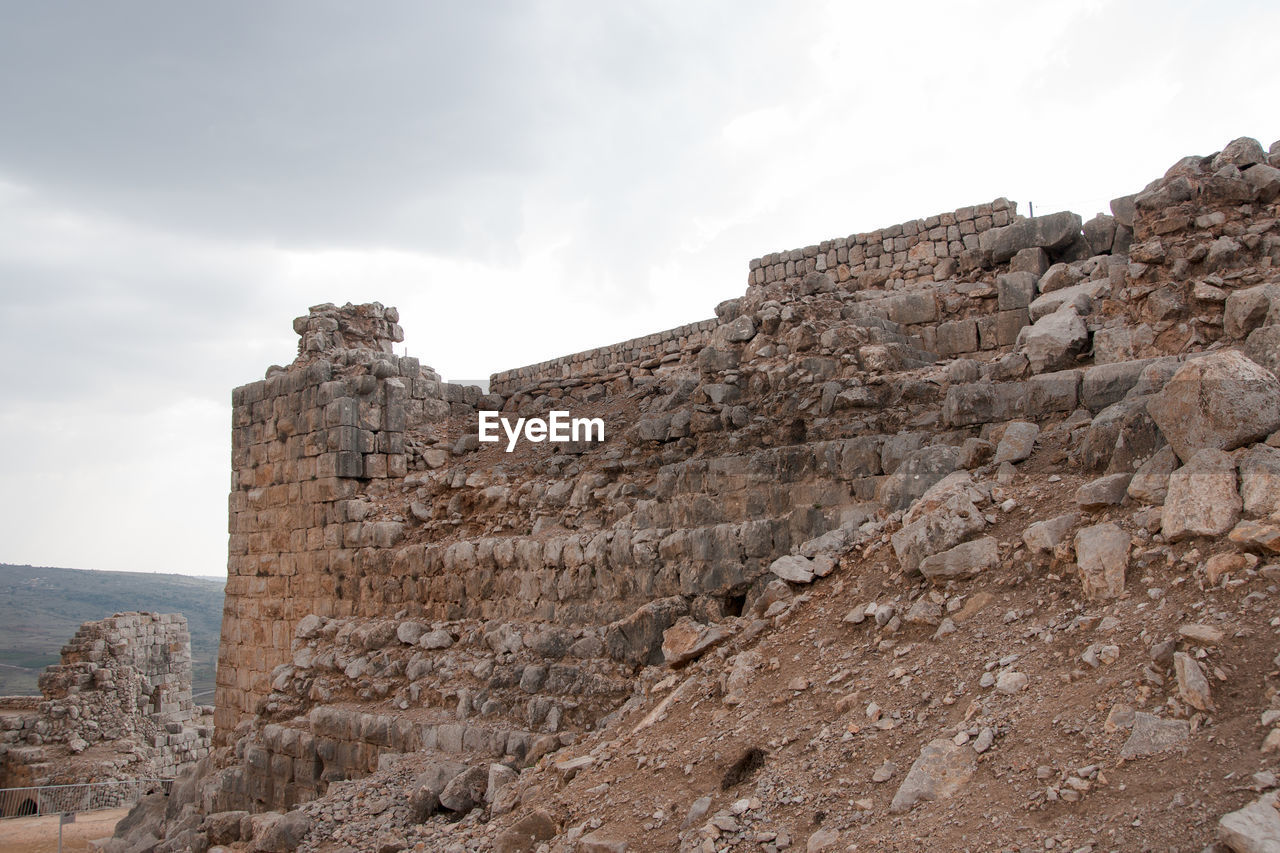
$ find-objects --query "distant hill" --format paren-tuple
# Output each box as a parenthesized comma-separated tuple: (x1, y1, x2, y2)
(0, 564, 225, 702)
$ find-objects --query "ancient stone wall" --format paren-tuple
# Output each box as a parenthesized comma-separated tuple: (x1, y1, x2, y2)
(490, 318, 718, 396)
(0, 613, 211, 794)
(211, 142, 1280, 761)
(118, 134, 1280, 852)
(748, 199, 1018, 290)
(216, 303, 498, 744)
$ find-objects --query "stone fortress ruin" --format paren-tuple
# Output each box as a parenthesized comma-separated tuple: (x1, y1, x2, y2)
(111, 135, 1280, 852)
(0, 612, 212, 804)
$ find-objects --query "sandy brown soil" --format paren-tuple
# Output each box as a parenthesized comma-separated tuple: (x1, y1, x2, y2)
(0, 808, 127, 853)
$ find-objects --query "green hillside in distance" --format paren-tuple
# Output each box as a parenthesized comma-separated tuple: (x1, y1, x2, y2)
(0, 563, 225, 702)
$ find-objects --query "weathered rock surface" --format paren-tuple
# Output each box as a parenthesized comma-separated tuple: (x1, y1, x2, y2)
(661, 617, 732, 666)
(438, 765, 489, 814)
(1147, 351, 1280, 462)
(252, 810, 312, 853)
(768, 554, 833, 584)
(1016, 306, 1088, 374)
(889, 738, 976, 813)
(1027, 279, 1109, 322)
(994, 421, 1040, 464)
(1245, 326, 1280, 376)
(409, 761, 468, 819)
(493, 810, 557, 853)
(1075, 473, 1131, 509)
(979, 211, 1082, 263)
(1174, 652, 1214, 711)
(1162, 449, 1242, 540)
(1225, 284, 1280, 339)
(1120, 712, 1189, 759)
(1238, 444, 1280, 518)
(1219, 791, 1280, 853)
(1230, 520, 1280, 554)
(1126, 446, 1178, 504)
(891, 494, 986, 574)
(875, 445, 961, 512)
(1023, 512, 1078, 553)
(1075, 522, 1129, 599)
(918, 536, 999, 581)
(997, 270, 1039, 310)
(604, 597, 691, 667)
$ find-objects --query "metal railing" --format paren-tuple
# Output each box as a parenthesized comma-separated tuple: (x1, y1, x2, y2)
(0, 778, 172, 820)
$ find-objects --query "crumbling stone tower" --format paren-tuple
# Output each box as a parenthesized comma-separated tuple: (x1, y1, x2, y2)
(217, 302, 459, 741)
(0, 612, 210, 791)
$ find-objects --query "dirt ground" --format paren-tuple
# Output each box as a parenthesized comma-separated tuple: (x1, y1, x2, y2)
(0, 809, 126, 853)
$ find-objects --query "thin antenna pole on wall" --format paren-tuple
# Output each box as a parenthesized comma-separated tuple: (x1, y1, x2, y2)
(1029, 201, 1034, 217)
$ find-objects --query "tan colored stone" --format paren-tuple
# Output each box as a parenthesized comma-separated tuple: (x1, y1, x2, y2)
(1174, 652, 1214, 711)
(1178, 623, 1225, 645)
(1147, 350, 1280, 462)
(1218, 791, 1280, 853)
(1120, 712, 1189, 759)
(918, 537, 999, 581)
(1023, 512, 1078, 553)
(1126, 446, 1178, 505)
(1162, 449, 1241, 540)
(1206, 552, 1253, 584)
(889, 738, 977, 813)
(1075, 522, 1130, 599)
(1230, 520, 1280, 554)
(661, 617, 732, 667)
(1239, 444, 1280, 518)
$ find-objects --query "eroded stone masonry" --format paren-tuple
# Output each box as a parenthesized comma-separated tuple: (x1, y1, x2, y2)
(127, 135, 1280, 852)
(0, 613, 211, 802)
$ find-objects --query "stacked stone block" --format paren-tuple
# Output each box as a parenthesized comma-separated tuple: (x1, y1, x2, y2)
(490, 318, 717, 396)
(217, 303, 471, 745)
(0, 613, 211, 792)
(748, 198, 1017, 290)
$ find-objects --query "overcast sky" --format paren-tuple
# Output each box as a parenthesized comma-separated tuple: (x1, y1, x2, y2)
(1, 1, 1277, 578)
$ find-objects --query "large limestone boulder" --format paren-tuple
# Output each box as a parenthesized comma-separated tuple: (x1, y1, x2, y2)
(919, 536, 999, 581)
(1224, 283, 1279, 339)
(1082, 213, 1117, 255)
(438, 765, 489, 814)
(1127, 446, 1178, 504)
(1162, 449, 1242, 540)
(1023, 512, 1078, 553)
(875, 445, 961, 512)
(1245, 163, 1280, 203)
(1230, 520, 1280, 554)
(603, 597, 690, 666)
(891, 494, 985, 574)
(979, 211, 1082, 263)
(1245, 326, 1280, 376)
(661, 617, 733, 666)
(889, 738, 977, 813)
(1213, 136, 1268, 170)
(251, 810, 312, 853)
(1120, 712, 1188, 759)
(1239, 444, 1280, 518)
(1028, 279, 1109, 322)
(1075, 522, 1130, 599)
(1015, 306, 1088, 374)
(408, 761, 469, 820)
(994, 421, 1039, 464)
(1146, 350, 1280, 462)
(1219, 791, 1280, 853)
(1078, 396, 1165, 474)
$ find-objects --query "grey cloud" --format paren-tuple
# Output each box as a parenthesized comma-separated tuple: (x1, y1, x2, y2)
(0, 1, 784, 259)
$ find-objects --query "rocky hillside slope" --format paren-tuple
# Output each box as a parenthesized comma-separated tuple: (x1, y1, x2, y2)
(106, 135, 1280, 853)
